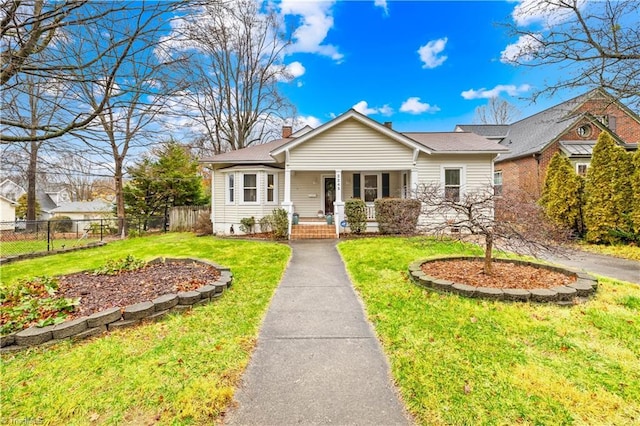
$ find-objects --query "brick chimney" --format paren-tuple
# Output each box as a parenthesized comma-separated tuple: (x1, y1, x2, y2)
(383, 122, 392, 129)
(282, 126, 293, 138)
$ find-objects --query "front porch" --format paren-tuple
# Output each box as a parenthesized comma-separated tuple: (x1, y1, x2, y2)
(283, 169, 417, 239)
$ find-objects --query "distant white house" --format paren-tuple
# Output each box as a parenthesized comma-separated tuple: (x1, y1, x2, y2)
(0, 195, 18, 230)
(50, 200, 114, 232)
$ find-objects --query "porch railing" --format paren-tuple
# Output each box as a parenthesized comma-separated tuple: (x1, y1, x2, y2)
(365, 204, 376, 221)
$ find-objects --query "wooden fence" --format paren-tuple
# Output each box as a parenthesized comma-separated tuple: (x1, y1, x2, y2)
(169, 205, 210, 232)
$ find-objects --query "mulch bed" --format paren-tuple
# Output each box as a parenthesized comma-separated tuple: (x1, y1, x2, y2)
(59, 261, 220, 319)
(421, 259, 576, 289)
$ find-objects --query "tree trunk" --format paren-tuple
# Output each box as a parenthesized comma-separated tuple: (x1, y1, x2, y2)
(484, 234, 493, 275)
(114, 160, 126, 238)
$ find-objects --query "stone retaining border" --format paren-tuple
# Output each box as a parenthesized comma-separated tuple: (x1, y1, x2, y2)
(408, 256, 597, 305)
(0, 257, 233, 353)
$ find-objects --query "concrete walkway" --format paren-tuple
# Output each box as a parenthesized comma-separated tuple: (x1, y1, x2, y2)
(540, 249, 639, 284)
(225, 240, 411, 425)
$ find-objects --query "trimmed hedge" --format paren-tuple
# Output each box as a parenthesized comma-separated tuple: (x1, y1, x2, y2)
(345, 199, 367, 233)
(374, 198, 421, 234)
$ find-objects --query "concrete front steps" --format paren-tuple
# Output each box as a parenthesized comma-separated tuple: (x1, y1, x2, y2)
(290, 224, 337, 240)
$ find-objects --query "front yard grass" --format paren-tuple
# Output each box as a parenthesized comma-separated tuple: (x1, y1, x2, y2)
(339, 237, 640, 425)
(1, 233, 290, 425)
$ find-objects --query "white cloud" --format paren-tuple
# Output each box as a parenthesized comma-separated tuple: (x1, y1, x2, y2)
(501, 34, 542, 63)
(352, 100, 393, 116)
(280, 0, 343, 61)
(461, 84, 532, 100)
(512, 0, 587, 27)
(285, 61, 306, 78)
(399, 97, 440, 114)
(374, 0, 388, 16)
(294, 115, 323, 129)
(417, 37, 448, 69)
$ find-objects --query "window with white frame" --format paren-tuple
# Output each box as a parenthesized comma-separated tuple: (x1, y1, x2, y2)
(242, 173, 258, 203)
(226, 173, 235, 204)
(493, 171, 503, 196)
(266, 173, 277, 203)
(576, 163, 589, 177)
(444, 168, 462, 202)
(364, 174, 378, 202)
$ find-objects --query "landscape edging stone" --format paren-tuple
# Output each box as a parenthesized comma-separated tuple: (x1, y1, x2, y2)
(408, 256, 597, 305)
(1, 257, 232, 353)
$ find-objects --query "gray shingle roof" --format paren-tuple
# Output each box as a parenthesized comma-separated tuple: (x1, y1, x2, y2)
(403, 132, 509, 153)
(51, 200, 113, 214)
(457, 89, 639, 162)
(455, 125, 510, 138)
(201, 138, 290, 164)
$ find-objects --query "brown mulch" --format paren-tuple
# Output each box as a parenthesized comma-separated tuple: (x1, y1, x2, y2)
(421, 259, 576, 289)
(58, 261, 220, 319)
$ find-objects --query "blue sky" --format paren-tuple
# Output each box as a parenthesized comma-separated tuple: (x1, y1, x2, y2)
(275, 0, 581, 132)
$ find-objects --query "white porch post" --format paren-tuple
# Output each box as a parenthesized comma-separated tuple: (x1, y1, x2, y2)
(410, 168, 419, 198)
(283, 150, 293, 239)
(334, 169, 344, 237)
(410, 149, 420, 198)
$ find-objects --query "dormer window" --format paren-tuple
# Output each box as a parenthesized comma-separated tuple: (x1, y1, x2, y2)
(576, 124, 592, 138)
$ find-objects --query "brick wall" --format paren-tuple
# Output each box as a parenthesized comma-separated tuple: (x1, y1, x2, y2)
(571, 99, 640, 143)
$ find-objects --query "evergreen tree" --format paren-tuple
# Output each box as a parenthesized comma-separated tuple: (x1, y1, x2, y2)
(540, 153, 584, 236)
(583, 132, 633, 243)
(631, 149, 640, 235)
(124, 141, 207, 225)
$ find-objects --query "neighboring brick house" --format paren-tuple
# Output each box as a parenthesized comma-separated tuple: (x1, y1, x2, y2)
(456, 88, 640, 199)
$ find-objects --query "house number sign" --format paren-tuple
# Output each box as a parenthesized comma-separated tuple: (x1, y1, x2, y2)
(336, 173, 341, 192)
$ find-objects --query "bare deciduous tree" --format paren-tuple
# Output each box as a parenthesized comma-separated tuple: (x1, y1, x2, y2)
(73, 8, 182, 236)
(416, 184, 570, 275)
(502, 0, 640, 108)
(0, 1, 180, 143)
(473, 97, 520, 124)
(165, 0, 295, 153)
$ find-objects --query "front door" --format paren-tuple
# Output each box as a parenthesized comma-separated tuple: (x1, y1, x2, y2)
(324, 177, 335, 214)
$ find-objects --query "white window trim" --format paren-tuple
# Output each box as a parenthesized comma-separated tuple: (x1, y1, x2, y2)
(241, 172, 260, 205)
(225, 172, 235, 205)
(362, 173, 382, 204)
(576, 162, 589, 176)
(441, 165, 466, 201)
(265, 172, 278, 204)
(493, 170, 503, 197)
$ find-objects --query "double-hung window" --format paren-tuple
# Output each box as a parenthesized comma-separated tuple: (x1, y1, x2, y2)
(226, 173, 235, 204)
(266, 173, 277, 203)
(493, 171, 503, 196)
(576, 163, 589, 177)
(364, 175, 378, 202)
(444, 168, 462, 202)
(243, 173, 258, 203)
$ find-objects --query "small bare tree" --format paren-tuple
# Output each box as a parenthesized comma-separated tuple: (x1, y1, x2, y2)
(473, 97, 520, 124)
(416, 183, 570, 275)
(502, 0, 640, 109)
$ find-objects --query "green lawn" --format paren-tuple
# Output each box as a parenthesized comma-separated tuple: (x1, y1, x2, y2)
(338, 237, 640, 425)
(1, 233, 291, 425)
(576, 242, 640, 261)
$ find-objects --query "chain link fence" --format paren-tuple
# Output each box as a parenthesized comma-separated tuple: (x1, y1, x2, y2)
(0, 217, 166, 259)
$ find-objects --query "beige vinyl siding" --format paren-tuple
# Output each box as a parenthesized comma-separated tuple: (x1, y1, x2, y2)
(288, 119, 414, 170)
(290, 171, 324, 217)
(416, 154, 495, 191)
(212, 169, 285, 227)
